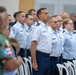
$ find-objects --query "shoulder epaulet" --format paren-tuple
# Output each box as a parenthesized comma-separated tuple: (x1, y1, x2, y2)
(63, 30, 65, 33)
(36, 23, 40, 26)
(73, 30, 76, 34)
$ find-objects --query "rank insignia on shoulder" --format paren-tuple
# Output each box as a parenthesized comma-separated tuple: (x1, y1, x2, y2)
(73, 31, 76, 34)
(36, 23, 40, 26)
(63, 30, 65, 33)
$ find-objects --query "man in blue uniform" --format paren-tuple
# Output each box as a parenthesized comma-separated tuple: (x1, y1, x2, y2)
(25, 14, 34, 57)
(30, 8, 52, 75)
(9, 11, 28, 58)
(48, 16, 64, 75)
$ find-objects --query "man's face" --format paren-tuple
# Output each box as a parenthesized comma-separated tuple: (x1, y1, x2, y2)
(8, 15, 12, 23)
(49, 17, 58, 30)
(18, 12, 25, 24)
(31, 11, 37, 21)
(26, 15, 33, 26)
(39, 9, 49, 23)
(61, 13, 69, 20)
(56, 16, 63, 29)
(71, 15, 76, 22)
(1, 11, 8, 30)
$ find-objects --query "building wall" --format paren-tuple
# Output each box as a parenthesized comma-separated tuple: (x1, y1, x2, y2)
(19, 0, 34, 13)
(34, 0, 76, 16)
(0, 0, 19, 19)
(0, 0, 76, 17)
(0, 0, 34, 20)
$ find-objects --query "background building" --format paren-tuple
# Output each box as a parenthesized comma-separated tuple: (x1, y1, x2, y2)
(0, 0, 76, 19)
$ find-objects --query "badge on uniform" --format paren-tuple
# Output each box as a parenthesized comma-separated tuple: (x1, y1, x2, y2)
(2, 46, 12, 57)
(43, 31, 46, 33)
(52, 38, 56, 40)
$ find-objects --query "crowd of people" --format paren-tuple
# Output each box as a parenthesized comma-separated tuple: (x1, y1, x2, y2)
(0, 5, 76, 75)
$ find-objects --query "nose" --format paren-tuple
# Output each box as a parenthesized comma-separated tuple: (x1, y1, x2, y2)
(47, 13, 50, 16)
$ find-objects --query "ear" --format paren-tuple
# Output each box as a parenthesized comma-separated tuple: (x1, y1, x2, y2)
(38, 14, 42, 19)
(16, 15, 19, 21)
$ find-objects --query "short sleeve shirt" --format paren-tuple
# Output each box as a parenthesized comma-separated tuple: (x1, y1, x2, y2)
(31, 21, 52, 54)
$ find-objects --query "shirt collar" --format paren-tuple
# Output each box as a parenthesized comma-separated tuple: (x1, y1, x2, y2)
(63, 29, 73, 35)
(50, 27, 56, 34)
(56, 28, 62, 33)
(39, 21, 48, 27)
(25, 24, 32, 29)
(32, 21, 37, 26)
(16, 21, 26, 28)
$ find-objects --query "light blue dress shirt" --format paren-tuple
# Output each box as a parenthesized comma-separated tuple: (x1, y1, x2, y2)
(31, 21, 37, 28)
(9, 22, 28, 48)
(50, 29, 64, 57)
(25, 25, 33, 49)
(63, 29, 76, 59)
(31, 21, 52, 54)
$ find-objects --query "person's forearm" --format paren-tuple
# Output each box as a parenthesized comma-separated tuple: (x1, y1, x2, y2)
(30, 41, 37, 63)
(4, 56, 23, 71)
(31, 46, 37, 63)
(30, 41, 38, 71)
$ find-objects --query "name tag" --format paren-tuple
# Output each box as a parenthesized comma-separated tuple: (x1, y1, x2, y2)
(20, 30, 23, 32)
(43, 31, 46, 33)
(52, 38, 56, 40)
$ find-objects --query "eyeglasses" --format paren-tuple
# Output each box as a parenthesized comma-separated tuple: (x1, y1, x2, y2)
(68, 23, 74, 25)
(52, 21, 58, 23)
(52, 20, 63, 24)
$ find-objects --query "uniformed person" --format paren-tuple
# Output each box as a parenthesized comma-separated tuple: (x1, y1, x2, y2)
(56, 15, 63, 30)
(48, 16, 64, 75)
(25, 14, 34, 57)
(30, 8, 52, 75)
(56, 15, 64, 64)
(62, 18, 76, 62)
(0, 6, 23, 75)
(9, 12, 19, 29)
(28, 9, 38, 27)
(9, 11, 28, 58)
(61, 12, 69, 20)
